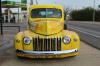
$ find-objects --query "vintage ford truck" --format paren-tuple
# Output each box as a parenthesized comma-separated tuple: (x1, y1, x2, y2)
(14, 5, 80, 58)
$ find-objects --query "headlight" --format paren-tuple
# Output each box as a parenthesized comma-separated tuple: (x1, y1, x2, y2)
(63, 36, 71, 44)
(24, 37, 31, 44)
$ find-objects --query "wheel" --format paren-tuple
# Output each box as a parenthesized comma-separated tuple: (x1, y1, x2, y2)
(64, 24, 67, 30)
(16, 53, 24, 59)
(70, 52, 79, 58)
(16, 55, 22, 58)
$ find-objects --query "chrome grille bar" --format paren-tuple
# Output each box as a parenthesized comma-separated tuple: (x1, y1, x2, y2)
(57, 38, 61, 51)
(33, 37, 61, 51)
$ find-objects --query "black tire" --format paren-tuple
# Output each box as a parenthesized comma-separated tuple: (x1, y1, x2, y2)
(64, 24, 67, 30)
(16, 56, 22, 58)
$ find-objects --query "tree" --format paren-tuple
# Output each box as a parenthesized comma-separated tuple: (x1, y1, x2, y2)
(64, 7, 71, 20)
(70, 7, 95, 21)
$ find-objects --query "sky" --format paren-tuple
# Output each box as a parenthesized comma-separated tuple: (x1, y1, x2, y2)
(2, 0, 100, 9)
(37, 0, 100, 9)
(2, 0, 100, 12)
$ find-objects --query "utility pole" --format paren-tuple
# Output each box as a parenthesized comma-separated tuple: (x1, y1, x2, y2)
(30, 0, 38, 5)
(93, 0, 95, 22)
(36, 0, 38, 5)
(0, 0, 3, 35)
(30, 0, 33, 5)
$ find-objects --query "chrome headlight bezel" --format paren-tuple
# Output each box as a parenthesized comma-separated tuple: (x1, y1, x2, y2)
(23, 37, 31, 45)
(63, 36, 71, 44)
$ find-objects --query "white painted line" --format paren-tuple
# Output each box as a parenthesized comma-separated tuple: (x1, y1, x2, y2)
(69, 25, 100, 38)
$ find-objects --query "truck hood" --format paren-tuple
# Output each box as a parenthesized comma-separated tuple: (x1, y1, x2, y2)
(29, 19, 63, 35)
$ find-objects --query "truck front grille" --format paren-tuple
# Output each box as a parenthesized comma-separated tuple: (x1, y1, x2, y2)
(33, 37, 62, 51)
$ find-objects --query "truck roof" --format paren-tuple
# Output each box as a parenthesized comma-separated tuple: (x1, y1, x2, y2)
(29, 4, 63, 10)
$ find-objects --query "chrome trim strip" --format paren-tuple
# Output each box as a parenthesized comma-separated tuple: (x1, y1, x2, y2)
(21, 49, 78, 55)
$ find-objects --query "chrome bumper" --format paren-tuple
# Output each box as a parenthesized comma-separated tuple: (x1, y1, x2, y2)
(16, 49, 78, 55)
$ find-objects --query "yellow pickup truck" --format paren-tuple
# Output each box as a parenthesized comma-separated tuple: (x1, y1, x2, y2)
(14, 5, 80, 58)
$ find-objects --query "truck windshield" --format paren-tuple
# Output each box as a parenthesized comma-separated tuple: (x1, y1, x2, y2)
(31, 8, 62, 18)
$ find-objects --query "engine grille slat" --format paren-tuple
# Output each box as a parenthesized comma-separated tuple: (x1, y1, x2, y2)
(44, 38, 47, 51)
(38, 37, 41, 51)
(57, 38, 61, 51)
(47, 39, 50, 51)
(51, 38, 56, 51)
(33, 38, 38, 51)
(40, 38, 43, 51)
(33, 37, 61, 51)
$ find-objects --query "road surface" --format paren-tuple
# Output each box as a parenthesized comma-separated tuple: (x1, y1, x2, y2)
(0, 21, 100, 66)
(0, 41, 100, 66)
(67, 21, 100, 50)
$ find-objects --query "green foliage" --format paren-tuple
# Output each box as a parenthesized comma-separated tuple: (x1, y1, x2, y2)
(95, 10, 100, 21)
(21, 0, 27, 4)
(70, 7, 100, 21)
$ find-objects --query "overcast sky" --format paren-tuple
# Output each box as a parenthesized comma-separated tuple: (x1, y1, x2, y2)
(38, 0, 100, 9)
(2, 0, 100, 9)
(2, 0, 100, 12)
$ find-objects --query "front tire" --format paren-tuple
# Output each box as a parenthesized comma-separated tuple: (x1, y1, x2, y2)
(64, 24, 67, 30)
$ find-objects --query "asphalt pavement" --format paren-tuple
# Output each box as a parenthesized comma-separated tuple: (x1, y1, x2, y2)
(0, 42, 100, 66)
(67, 21, 100, 33)
(0, 22, 28, 51)
(67, 21, 100, 50)
(0, 21, 100, 66)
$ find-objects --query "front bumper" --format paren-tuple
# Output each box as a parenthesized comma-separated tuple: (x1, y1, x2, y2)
(16, 49, 78, 58)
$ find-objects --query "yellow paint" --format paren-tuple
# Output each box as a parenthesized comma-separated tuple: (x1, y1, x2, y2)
(14, 5, 80, 58)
